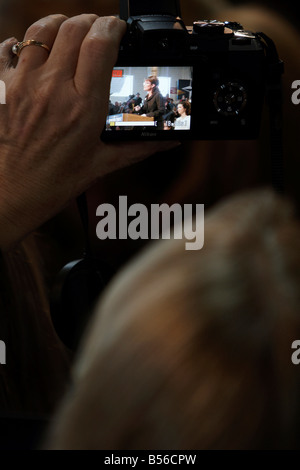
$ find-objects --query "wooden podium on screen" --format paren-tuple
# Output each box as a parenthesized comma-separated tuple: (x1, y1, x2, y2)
(121, 113, 154, 123)
(107, 113, 154, 127)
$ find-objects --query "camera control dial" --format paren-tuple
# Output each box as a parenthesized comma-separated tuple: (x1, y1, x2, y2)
(213, 82, 247, 116)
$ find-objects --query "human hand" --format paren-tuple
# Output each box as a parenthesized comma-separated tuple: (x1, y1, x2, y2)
(0, 14, 178, 250)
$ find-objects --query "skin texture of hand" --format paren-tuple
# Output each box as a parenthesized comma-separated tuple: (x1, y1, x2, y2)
(0, 14, 178, 250)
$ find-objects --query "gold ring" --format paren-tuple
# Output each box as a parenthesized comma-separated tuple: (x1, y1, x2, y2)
(12, 39, 51, 57)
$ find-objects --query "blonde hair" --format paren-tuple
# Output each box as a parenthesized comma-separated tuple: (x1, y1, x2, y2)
(46, 189, 300, 449)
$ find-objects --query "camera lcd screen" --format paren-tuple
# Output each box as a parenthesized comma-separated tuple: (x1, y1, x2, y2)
(105, 66, 193, 134)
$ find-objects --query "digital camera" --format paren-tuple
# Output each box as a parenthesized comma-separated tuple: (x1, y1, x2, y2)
(101, 0, 275, 141)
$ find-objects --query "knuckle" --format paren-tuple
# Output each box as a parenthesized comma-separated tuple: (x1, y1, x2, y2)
(57, 19, 79, 37)
(25, 14, 68, 38)
(76, 13, 99, 23)
(0, 37, 17, 48)
(98, 16, 126, 38)
(58, 14, 99, 36)
(43, 14, 69, 24)
(46, 14, 69, 22)
(89, 16, 125, 51)
(99, 15, 123, 31)
(87, 34, 112, 49)
(25, 22, 47, 39)
(83, 35, 117, 59)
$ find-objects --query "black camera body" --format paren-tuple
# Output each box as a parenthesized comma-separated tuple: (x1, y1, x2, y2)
(102, 0, 270, 141)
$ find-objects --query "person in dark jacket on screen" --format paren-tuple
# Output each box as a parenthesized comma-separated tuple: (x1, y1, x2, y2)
(134, 76, 165, 130)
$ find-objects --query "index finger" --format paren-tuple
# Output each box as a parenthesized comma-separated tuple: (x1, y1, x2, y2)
(74, 16, 126, 98)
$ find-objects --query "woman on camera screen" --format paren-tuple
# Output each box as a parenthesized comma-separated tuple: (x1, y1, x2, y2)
(174, 100, 191, 130)
(134, 76, 165, 129)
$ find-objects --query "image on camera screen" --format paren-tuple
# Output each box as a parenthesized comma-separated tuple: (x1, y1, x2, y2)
(106, 66, 193, 132)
